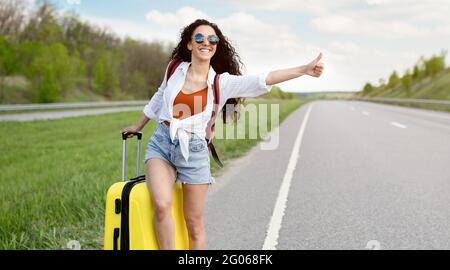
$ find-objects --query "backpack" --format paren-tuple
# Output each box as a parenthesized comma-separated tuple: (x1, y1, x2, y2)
(165, 60, 223, 168)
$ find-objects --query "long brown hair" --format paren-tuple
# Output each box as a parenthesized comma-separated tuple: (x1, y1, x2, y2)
(170, 19, 243, 123)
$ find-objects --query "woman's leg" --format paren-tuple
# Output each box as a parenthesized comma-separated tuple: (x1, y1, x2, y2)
(182, 183, 210, 250)
(146, 158, 177, 250)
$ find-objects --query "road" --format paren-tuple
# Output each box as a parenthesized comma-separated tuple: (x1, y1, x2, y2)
(206, 100, 450, 250)
(0, 106, 143, 121)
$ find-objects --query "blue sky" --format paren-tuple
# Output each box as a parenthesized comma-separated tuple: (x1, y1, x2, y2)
(48, 0, 450, 92)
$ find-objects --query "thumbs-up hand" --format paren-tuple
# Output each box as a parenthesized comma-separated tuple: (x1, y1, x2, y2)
(305, 52, 324, 77)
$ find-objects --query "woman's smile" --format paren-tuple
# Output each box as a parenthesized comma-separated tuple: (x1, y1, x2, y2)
(198, 47, 212, 54)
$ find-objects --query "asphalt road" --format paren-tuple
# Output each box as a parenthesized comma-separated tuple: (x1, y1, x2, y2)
(206, 100, 450, 250)
(0, 106, 143, 121)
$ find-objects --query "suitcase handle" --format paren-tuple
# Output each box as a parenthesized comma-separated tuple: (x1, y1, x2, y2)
(121, 131, 142, 181)
(122, 132, 142, 140)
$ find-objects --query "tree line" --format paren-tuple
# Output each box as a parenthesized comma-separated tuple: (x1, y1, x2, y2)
(360, 50, 447, 97)
(0, 0, 172, 103)
(0, 0, 294, 104)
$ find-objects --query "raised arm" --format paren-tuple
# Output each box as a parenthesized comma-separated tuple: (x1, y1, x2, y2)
(220, 53, 324, 102)
(265, 53, 324, 85)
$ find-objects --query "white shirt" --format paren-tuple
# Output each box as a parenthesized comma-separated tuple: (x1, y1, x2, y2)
(143, 61, 273, 162)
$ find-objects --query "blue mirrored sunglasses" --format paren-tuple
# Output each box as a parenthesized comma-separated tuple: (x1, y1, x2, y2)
(194, 33, 220, 45)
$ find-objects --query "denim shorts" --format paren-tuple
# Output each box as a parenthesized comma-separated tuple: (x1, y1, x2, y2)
(144, 122, 215, 185)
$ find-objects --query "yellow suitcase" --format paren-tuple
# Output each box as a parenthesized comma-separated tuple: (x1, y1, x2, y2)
(103, 131, 189, 250)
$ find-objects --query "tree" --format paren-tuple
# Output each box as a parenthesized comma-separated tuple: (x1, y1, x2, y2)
(402, 69, 412, 97)
(21, 1, 64, 44)
(0, 35, 20, 102)
(125, 71, 148, 99)
(362, 82, 373, 95)
(412, 64, 420, 81)
(388, 71, 400, 88)
(261, 85, 293, 99)
(92, 50, 120, 98)
(120, 39, 170, 97)
(25, 42, 81, 102)
(424, 52, 446, 77)
(0, 0, 25, 39)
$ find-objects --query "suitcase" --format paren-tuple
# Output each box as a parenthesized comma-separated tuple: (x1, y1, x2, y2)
(103, 131, 189, 250)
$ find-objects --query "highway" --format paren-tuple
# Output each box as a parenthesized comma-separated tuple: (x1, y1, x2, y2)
(206, 100, 450, 250)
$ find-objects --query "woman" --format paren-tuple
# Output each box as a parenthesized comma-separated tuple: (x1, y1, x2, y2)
(121, 19, 324, 250)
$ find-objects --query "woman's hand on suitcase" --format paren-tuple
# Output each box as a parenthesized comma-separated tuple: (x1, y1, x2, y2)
(121, 124, 142, 138)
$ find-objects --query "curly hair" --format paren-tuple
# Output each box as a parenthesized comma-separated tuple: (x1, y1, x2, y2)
(170, 19, 244, 123)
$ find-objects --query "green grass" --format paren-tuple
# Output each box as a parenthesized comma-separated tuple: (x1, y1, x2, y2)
(354, 70, 450, 113)
(0, 98, 306, 250)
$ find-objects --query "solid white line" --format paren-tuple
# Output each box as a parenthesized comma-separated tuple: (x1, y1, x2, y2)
(391, 121, 407, 129)
(262, 104, 313, 250)
(362, 111, 370, 116)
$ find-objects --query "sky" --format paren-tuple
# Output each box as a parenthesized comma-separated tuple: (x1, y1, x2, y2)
(38, 0, 450, 93)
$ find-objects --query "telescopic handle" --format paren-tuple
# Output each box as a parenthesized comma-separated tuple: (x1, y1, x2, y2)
(121, 131, 142, 181)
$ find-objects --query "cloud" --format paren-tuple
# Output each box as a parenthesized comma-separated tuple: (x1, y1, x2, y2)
(311, 15, 430, 39)
(366, 0, 390, 5)
(230, 0, 450, 39)
(82, 15, 176, 44)
(227, 0, 356, 14)
(146, 6, 211, 27)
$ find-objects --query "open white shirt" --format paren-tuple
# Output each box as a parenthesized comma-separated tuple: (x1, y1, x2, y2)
(143, 61, 273, 162)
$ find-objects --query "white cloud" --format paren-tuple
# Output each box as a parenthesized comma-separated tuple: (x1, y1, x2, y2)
(311, 15, 430, 39)
(366, 0, 390, 5)
(146, 6, 211, 27)
(82, 15, 177, 44)
(227, 0, 355, 14)
(230, 0, 450, 40)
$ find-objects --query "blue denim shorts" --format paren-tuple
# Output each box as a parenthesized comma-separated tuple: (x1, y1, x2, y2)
(144, 122, 215, 185)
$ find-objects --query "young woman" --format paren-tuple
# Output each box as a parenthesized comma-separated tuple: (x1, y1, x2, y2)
(121, 19, 324, 250)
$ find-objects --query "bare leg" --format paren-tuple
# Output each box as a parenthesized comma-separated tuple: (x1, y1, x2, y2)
(182, 183, 209, 250)
(146, 159, 176, 250)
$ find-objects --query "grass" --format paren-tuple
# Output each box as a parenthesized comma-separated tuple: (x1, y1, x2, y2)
(353, 70, 450, 113)
(0, 98, 306, 250)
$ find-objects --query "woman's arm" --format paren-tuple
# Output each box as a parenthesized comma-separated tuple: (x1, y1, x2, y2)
(220, 53, 324, 102)
(265, 53, 324, 85)
(121, 114, 150, 137)
(136, 114, 150, 130)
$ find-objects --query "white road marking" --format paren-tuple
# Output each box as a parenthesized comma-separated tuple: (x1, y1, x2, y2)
(362, 111, 370, 116)
(391, 121, 407, 129)
(350, 107, 356, 111)
(262, 104, 313, 250)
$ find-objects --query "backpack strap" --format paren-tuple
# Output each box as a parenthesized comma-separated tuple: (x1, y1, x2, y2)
(206, 74, 223, 168)
(166, 60, 182, 82)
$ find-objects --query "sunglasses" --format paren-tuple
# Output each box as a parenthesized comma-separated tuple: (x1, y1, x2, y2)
(194, 33, 220, 45)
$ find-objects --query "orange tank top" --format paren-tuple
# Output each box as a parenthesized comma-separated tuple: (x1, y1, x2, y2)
(172, 87, 208, 120)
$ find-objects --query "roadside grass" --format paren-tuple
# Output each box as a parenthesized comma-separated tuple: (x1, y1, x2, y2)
(0, 98, 306, 250)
